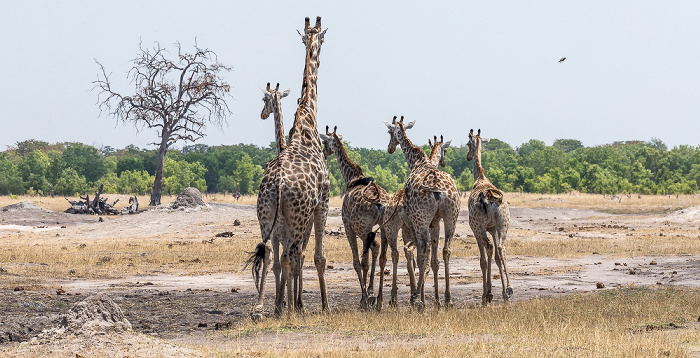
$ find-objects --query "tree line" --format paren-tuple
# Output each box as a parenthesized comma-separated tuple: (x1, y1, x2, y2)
(1, 136, 698, 199)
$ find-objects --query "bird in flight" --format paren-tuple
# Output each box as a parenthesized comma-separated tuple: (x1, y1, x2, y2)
(558, 57, 566, 63)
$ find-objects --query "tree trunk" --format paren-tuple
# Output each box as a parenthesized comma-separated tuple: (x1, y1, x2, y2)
(149, 135, 169, 206)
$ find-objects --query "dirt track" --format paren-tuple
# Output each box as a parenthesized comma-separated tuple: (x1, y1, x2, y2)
(1, 200, 699, 352)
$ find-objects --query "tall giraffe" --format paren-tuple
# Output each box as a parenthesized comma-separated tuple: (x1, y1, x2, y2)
(385, 116, 461, 309)
(260, 82, 290, 154)
(250, 17, 329, 315)
(466, 129, 512, 305)
(320, 126, 382, 309)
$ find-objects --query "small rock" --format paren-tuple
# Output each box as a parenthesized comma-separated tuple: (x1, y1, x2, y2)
(56, 288, 66, 295)
(623, 263, 627, 266)
(672, 271, 677, 275)
(614, 262, 621, 266)
(13, 286, 24, 292)
(650, 261, 657, 265)
(568, 234, 574, 238)
(231, 287, 239, 293)
(656, 282, 662, 285)
(197, 322, 207, 328)
(233, 219, 241, 226)
(98, 217, 104, 222)
(628, 269, 636, 275)
(384, 269, 390, 275)
(327, 265, 334, 269)
(493, 274, 500, 279)
(215, 231, 233, 237)
(596, 282, 605, 289)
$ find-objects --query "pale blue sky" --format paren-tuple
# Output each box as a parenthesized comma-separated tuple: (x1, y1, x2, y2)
(1, 1, 698, 151)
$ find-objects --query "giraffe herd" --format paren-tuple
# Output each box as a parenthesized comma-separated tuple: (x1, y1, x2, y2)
(247, 17, 511, 316)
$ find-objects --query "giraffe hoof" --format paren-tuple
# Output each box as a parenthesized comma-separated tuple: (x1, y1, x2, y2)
(251, 313, 264, 322)
(389, 299, 398, 308)
(506, 287, 513, 297)
(444, 301, 453, 310)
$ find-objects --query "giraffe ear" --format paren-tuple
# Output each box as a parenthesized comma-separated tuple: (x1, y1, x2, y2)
(404, 120, 416, 130)
(384, 121, 394, 129)
(443, 140, 452, 149)
(319, 134, 330, 142)
(481, 137, 491, 144)
(280, 89, 290, 98)
(336, 134, 343, 141)
(260, 87, 269, 94)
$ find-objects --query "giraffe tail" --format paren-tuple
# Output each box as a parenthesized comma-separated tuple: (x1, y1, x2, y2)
(478, 192, 488, 214)
(244, 242, 269, 291)
(362, 230, 378, 256)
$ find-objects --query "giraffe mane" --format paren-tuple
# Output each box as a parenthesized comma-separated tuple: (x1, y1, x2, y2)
(332, 130, 365, 179)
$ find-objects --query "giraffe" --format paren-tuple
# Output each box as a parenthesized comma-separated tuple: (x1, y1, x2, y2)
(428, 135, 451, 168)
(466, 129, 512, 305)
(245, 82, 293, 313)
(260, 82, 290, 154)
(384, 116, 461, 309)
(249, 16, 329, 316)
(319, 126, 382, 309)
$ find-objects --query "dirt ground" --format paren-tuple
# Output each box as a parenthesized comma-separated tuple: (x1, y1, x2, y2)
(1, 197, 699, 356)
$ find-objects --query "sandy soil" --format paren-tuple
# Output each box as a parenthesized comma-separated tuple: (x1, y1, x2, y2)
(1, 200, 699, 356)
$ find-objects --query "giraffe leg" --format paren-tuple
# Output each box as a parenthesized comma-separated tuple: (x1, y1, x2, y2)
(412, 225, 430, 311)
(443, 214, 457, 309)
(272, 234, 282, 312)
(389, 226, 400, 307)
(360, 228, 373, 303)
(287, 243, 299, 315)
(376, 227, 389, 312)
(255, 241, 272, 309)
(277, 249, 290, 316)
(429, 219, 441, 308)
(476, 233, 492, 306)
(368, 234, 379, 298)
(493, 226, 512, 302)
(296, 221, 314, 311)
(484, 233, 495, 305)
(346, 225, 368, 309)
(313, 203, 329, 312)
(403, 224, 417, 299)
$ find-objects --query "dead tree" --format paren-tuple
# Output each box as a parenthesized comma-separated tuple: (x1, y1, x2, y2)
(94, 41, 232, 206)
(65, 184, 120, 215)
(121, 196, 139, 214)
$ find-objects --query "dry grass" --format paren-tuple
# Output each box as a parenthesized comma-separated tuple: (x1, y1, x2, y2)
(209, 287, 700, 357)
(506, 192, 700, 214)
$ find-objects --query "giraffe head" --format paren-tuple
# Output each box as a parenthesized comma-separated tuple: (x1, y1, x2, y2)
(384, 116, 415, 154)
(467, 129, 490, 161)
(260, 82, 290, 120)
(428, 135, 452, 167)
(298, 16, 327, 50)
(320, 125, 342, 159)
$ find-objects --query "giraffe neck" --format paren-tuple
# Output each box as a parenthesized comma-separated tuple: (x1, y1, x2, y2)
(273, 95, 286, 154)
(397, 126, 430, 170)
(289, 36, 321, 149)
(473, 141, 486, 182)
(332, 138, 365, 186)
(428, 145, 440, 167)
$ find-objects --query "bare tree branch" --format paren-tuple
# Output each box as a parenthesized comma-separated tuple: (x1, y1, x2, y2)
(94, 41, 232, 205)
